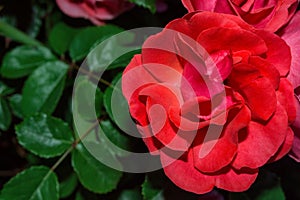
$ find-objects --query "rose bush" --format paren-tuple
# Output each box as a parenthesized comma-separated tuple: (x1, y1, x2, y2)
(181, 0, 298, 32)
(56, 0, 134, 25)
(122, 11, 297, 194)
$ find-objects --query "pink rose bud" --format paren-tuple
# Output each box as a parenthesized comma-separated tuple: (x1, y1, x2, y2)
(56, 0, 134, 25)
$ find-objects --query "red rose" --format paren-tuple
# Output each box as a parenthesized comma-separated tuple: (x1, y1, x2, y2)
(181, 0, 298, 32)
(122, 11, 296, 193)
(278, 12, 300, 161)
(56, 0, 134, 25)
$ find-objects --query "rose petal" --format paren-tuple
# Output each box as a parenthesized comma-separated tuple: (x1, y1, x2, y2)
(93, 1, 134, 20)
(137, 125, 162, 154)
(147, 100, 189, 151)
(180, 49, 233, 100)
(209, 50, 233, 80)
(172, 30, 231, 100)
(122, 55, 157, 101)
(240, 0, 255, 12)
(182, 0, 298, 32)
(280, 12, 300, 89)
(142, 31, 184, 84)
(193, 126, 235, 173)
(269, 127, 294, 162)
(139, 84, 182, 111)
(181, 62, 223, 99)
(263, 0, 298, 32)
(181, 88, 242, 122)
(56, 0, 134, 24)
(276, 78, 297, 124)
(192, 106, 250, 173)
(166, 18, 199, 39)
(180, 96, 212, 120)
(197, 27, 268, 55)
(92, 7, 116, 20)
(169, 105, 211, 131)
(130, 83, 188, 153)
(56, 0, 90, 18)
(215, 167, 258, 192)
(239, 77, 277, 121)
(140, 84, 190, 151)
(249, 56, 280, 90)
(236, 6, 274, 29)
(233, 103, 289, 169)
(128, 84, 152, 126)
(227, 63, 261, 88)
(182, 0, 218, 12)
(252, 0, 275, 10)
(214, 0, 237, 14)
(128, 84, 164, 154)
(160, 150, 215, 194)
(183, 12, 241, 36)
(255, 29, 291, 76)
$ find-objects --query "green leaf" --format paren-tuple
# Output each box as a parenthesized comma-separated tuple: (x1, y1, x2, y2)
(0, 166, 59, 200)
(103, 73, 122, 121)
(0, 20, 42, 46)
(16, 113, 74, 158)
(87, 31, 139, 72)
(128, 0, 156, 13)
(21, 60, 68, 116)
(69, 25, 123, 61)
(118, 188, 143, 200)
(107, 49, 141, 70)
(8, 94, 23, 119)
(72, 143, 122, 194)
(1, 45, 56, 79)
(142, 176, 163, 200)
(59, 173, 78, 198)
(49, 22, 79, 55)
(99, 120, 131, 157)
(0, 81, 14, 96)
(72, 73, 132, 159)
(74, 77, 103, 121)
(103, 73, 136, 134)
(0, 98, 12, 131)
(255, 183, 285, 200)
